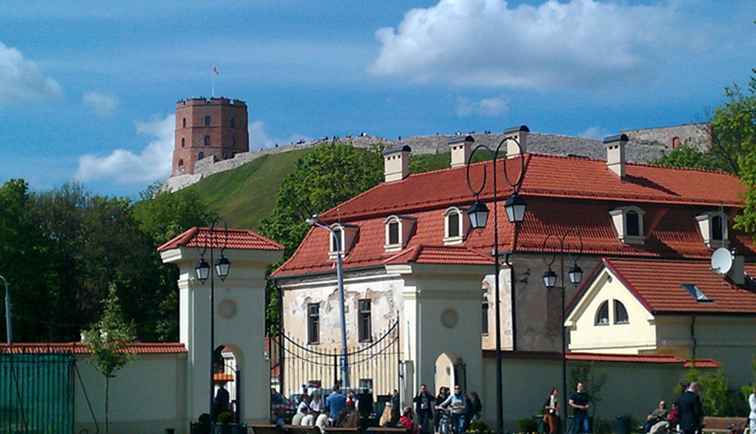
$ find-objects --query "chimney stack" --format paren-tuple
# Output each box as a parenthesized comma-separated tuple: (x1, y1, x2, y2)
(449, 135, 474, 168)
(503, 125, 529, 158)
(383, 144, 411, 182)
(603, 134, 629, 178)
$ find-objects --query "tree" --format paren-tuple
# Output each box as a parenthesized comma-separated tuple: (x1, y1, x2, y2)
(259, 142, 384, 331)
(83, 284, 135, 434)
(654, 145, 725, 172)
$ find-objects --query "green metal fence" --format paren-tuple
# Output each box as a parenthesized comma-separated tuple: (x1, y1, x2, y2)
(0, 353, 75, 434)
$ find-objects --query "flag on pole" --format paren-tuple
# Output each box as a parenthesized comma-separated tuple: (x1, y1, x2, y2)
(212, 65, 220, 76)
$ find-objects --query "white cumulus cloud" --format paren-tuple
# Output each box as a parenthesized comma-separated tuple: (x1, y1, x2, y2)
(0, 41, 62, 104)
(370, 0, 681, 88)
(82, 91, 119, 116)
(249, 121, 310, 149)
(75, 115, 174, 184)
(456, 95, 509, 117)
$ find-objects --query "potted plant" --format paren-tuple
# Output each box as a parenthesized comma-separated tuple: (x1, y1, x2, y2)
(214, 411, 246, 434)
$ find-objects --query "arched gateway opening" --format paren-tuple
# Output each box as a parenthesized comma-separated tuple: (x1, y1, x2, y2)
(434, 353, 466, 393)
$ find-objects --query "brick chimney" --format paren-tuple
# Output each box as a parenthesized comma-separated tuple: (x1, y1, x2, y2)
(449, 135, 474, 168)
(384, 144, 411, 182)
(503, 125, 529, 158)
(603, 134, 629, 178)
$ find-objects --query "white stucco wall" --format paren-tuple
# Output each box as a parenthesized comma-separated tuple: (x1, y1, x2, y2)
(567, 269, 657, 353)
(75, 354, 187, 434)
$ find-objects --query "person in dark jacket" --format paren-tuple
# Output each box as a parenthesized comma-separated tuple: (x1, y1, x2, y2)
(390, 389, 401, 426)
(357, 387, 374, 431)
(413, 384, 435, 434)
(676, 382, 703, 434)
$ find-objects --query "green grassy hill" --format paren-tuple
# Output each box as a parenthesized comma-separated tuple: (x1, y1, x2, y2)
(178, 146, 453, 229)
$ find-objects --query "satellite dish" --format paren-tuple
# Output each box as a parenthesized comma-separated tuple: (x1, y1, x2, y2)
(711, 248, 733, 275)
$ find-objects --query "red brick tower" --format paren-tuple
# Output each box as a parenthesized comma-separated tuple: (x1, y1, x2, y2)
(172, 97, 249, 176)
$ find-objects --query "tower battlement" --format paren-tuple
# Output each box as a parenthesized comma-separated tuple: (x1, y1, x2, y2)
(171, 95, 250, 176)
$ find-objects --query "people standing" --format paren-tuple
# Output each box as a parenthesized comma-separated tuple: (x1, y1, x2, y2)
(543, 387, 560, 434)
(413, 384, 435, 434)
(357, 386, 374, 431)
(568, 382, 591, 434)
(325, 385, 347, 425)
(748, 385, 755, 434)
(213, 381, 230, 421)
(468, 392, 482, 423)
(390, 389, 401, 426)
(676, 382, 703, 434)
(434, 387, 449, 434)
(440, 384, 468, 434)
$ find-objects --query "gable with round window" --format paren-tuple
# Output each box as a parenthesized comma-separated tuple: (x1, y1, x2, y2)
(594, 300, 610, 325)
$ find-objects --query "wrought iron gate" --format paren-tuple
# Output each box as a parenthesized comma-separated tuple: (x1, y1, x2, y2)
(270, 319, 401, 398)
(0, 352, 76, 434)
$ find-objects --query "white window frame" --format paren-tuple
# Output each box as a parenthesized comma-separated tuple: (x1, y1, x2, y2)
(696, 211, 728, 249)
(613, 300, 629, 325)
(609, 205, 645, 245)
(443, 207, 467, 245)
(384, 215, 415, 252)
(329, 223, 358, 258)
(594, 300, 610, 326)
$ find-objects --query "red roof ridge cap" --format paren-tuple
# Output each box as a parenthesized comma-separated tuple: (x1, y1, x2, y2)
(602, 257, 655, 313)
(157, 227, 199, 252)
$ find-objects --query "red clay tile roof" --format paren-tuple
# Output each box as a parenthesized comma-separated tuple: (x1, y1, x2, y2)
(158, 227, 283, 252)
(273, 195, 754, 278)
(0, 342, 187, 354)
(483, 350, 720, 367)
(385, 245, 495, 266)
(319, 154, 745, 222)
(603, 258, 756, 314)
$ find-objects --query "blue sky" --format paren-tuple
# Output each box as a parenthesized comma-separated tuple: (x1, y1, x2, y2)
(1, 0, 754, 196)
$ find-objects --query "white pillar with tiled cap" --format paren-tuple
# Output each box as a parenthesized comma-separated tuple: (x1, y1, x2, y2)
(159, 227, 283, 425)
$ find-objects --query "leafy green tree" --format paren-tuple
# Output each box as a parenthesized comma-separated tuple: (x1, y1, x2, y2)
(83, 284, 135, 434)
(260, 142, 384, 331)
(675, 369, 731, 416)
(655, 145, 725, 172)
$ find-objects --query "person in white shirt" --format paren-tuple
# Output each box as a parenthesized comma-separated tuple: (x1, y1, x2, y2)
(748, 385, 755, 434)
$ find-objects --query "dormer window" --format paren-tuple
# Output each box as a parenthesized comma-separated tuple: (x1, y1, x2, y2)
(696, 211, 728, 248)
(384, 215, 416, 252)
(329, 224, 358, 258)
(444, 207, 468, 245)
(609, 206, 645, 245)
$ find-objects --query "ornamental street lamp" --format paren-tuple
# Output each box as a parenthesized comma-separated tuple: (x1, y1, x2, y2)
(307, 215, 350, 390)
(465, 130, 527, 434)
(194, 221, 232, 425)
(540, 231, 583, 433)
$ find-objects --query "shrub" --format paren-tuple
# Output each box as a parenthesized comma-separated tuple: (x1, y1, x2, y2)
(218, 411, 234, 425)
(516, 417, 538, 433)
(467, 419, 493, 434)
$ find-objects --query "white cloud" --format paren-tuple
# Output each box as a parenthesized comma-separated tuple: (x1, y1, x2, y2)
(249, 121, 310, 149)
(370, 0, 682, 88)
(82, 91, 119, 116)
(456, 95, 509, 117)
(75, 115, 174, 184)
(0, 41, 62, 104)
(579, 126, 609, 140)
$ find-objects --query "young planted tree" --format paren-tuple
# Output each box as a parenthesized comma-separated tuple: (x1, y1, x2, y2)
(83, 284, 135, 433)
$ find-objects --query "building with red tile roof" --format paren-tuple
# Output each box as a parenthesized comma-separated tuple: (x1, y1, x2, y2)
(272, 128, 753, 401)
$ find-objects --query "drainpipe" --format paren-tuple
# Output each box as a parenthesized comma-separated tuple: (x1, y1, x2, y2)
(689, 315, 697, 363)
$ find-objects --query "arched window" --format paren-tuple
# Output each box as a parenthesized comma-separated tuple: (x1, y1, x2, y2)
(626, 211, 640, 237)
(204, 135, 210, 146)
(711, 214, 724, 241)
(331, 227, 343, 253)
(198, 152, 204, 160)
(182, 118, 186, 128)
(181, 137, 185, 148)
(594, 301, 609, 325)
(387, 220, 400, 245)
(613, 300, 629, 324)
(204, 115, 211, 126)
(444, 207, 466, 244)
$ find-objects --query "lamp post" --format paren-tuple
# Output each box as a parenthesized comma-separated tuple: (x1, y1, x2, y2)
(465, 133, 527, 434)
(194, 222, 232, 425)
(540, 232, 583, 433)
(0, 274, 11, 345)
(306, 215, 349, 390)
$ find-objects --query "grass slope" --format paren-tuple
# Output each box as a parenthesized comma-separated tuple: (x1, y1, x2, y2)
(181, 148, 453, 229)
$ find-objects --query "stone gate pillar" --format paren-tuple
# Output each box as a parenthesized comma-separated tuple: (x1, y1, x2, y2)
(387, 258, 490, 401)
(159, 227, 283, 425)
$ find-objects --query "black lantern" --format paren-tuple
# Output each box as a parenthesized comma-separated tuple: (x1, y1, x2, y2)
(216, 255, 231, 281)
(195, 257, 210, 283)
(568, 263, 583, 285)
(543, 268, 557, 289)
(504, 192, 527, 224)
(467, 200, 490, 230)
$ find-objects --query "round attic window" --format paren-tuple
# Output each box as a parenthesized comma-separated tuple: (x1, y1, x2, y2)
(218, 299, 237, 319)
(440, 308, 459, 329)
